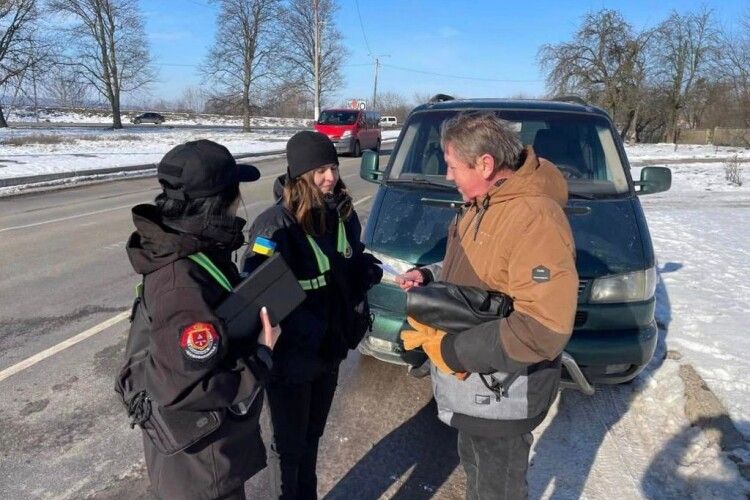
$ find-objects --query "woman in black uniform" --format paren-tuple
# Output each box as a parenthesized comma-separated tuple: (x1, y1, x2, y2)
(125, 139, 280, 500)
(243, 131, 382, 499)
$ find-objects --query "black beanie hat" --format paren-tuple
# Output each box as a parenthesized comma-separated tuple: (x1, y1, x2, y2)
(286, 131, 339, 179)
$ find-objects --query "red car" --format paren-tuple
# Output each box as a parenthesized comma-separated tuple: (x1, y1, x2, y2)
(314, 109, 381, 157)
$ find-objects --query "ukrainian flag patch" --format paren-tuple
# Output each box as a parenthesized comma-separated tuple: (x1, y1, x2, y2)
(252, 236, 276, 256)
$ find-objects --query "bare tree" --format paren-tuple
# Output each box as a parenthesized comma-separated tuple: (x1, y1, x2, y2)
(282, 0, 346, 119)
(202, 0, 281, 131)
(538, 9, 650, 139)
(258, 77, 311, 118)
(40, 63, 91, 107)
(48, 0, 154, 129)
(174, 86, 208, 114)
(719, 9, 750, 128)
(0, 0, 44, 127)
(650, 8, 720, 142)
(375, 90, 411, 122)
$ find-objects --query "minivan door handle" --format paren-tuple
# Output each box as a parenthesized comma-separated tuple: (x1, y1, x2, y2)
(564, 206, 591, 216)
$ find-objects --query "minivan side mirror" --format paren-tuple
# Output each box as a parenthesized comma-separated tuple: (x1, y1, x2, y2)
(635, 166, 671, 195)
(360, 150, 382, 183)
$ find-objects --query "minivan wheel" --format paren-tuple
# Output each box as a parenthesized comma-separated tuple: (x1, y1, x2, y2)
(352, 141, 361, 157)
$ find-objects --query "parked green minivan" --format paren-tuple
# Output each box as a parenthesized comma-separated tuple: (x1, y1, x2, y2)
(357, 96, 671, 392)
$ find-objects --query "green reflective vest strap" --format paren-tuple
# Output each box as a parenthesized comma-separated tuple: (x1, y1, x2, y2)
(298, 275, 327, 291)
(132, 253, 232, 298)
(299, 219, 351, 291)
(305, 235, 331, 274)
(337, 218, 352, 257)
(187, 252, 232, 292)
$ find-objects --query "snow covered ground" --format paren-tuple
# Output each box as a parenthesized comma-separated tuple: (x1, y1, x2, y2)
(528, 157, 750, 498)
(0, 125, 402, 182)
(5, 106, 312, 128)
(634, 160, 750, 437)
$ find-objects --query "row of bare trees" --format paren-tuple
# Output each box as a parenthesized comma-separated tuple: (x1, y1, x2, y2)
(538, 7, 750, 143)
(0, 0, 346, 130)
(201, 0, 345, 130)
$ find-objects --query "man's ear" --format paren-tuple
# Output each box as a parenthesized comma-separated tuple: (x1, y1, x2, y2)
(479, 154, 496, 180)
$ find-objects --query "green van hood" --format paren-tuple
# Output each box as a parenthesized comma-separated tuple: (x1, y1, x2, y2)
(364, 184, 652, 278)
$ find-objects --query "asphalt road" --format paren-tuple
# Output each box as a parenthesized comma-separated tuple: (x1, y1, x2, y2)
(0, 146, 466, 499)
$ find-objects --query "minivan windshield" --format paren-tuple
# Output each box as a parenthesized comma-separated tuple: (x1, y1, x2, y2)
(318, 110, 358, 125)
(389, 110, 631, 195)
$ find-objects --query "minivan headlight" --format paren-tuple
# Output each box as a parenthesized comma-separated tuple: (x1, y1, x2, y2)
(368, 251, 415, 285)
(589, 267, 656, 303)
(341, 130, 352, 138)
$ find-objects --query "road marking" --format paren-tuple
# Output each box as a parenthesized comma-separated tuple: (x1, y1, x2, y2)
(0, 311, 130, 383)
(354, 195, 373, 207)
(0, 175, 374, 382)
(0, 203, 134, 233)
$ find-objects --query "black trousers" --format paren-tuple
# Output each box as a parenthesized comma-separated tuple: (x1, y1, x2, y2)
(457, 430, 533, 500)
(265, 367, 339, 499)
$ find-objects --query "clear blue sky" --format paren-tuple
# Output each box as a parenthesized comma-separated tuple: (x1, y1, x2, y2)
(141, 0, 748, 106)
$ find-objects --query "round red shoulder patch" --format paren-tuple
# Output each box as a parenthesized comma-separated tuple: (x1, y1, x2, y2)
(180, 322, 220, 360)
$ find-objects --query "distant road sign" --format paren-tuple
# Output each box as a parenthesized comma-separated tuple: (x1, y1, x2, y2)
(358, 101, 366, 110)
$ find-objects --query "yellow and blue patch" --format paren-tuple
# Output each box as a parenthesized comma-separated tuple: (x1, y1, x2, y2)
(252, 236, 276, 256)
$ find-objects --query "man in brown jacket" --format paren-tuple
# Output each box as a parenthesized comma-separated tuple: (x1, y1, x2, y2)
(398, 112, 578, 499)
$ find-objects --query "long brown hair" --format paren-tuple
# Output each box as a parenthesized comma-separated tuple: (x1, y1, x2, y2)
(283, 172, 352, 236)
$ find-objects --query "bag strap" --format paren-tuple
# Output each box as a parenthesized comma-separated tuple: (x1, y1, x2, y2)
(187, 252, 232, 292)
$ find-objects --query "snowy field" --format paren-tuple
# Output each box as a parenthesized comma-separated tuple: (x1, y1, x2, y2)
(1, 117, 749, 496)
(529, 160, 750, 499)
(0, 124, 402, 182)
(635, 160, 750, 437)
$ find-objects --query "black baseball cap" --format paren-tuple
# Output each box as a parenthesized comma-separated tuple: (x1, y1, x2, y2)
(157, 139, 260, 200)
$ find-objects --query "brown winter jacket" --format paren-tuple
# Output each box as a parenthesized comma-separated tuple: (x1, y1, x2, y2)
(438, 146, 578, 371)
(422, 146, 578, 436)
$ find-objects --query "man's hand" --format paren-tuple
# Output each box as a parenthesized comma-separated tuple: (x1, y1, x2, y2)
(400, 317, 468, 379)
(395, 269, 424, 291)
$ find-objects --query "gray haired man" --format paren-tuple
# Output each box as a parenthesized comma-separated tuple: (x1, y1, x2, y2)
(398, 112, 578, 499)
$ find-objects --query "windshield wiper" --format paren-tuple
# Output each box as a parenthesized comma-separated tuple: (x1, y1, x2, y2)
(385, 176, 454, 188)
(567, 191, 596, 200)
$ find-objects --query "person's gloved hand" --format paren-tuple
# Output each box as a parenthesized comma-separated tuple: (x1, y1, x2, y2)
(400, 317, 468, 380)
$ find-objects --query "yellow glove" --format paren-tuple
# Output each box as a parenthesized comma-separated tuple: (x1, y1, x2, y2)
(400, 317, 468, 380)
(400, 316, 443, 350)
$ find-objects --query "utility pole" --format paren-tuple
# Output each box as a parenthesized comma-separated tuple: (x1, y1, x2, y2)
(372, 57, 379, 110)
(313, 0, 320, 121)
(371, 55, 389, 110)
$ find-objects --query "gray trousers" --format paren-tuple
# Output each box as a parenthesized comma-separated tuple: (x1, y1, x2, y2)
(457, 430, 533, 500)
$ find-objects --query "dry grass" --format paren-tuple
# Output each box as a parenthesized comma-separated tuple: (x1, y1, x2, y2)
(0, 134, 68, 146)
(0, 133, 143, 146)
(724, 155, 744, 186)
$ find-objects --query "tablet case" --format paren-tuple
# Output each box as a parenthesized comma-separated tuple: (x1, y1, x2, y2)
(217, 253, 306, 340)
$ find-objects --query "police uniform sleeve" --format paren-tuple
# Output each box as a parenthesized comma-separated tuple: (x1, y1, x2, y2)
(347, 210, 383, 292)
(145, 286, 260, 412)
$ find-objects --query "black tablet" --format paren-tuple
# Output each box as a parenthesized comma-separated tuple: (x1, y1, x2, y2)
(217, 254, 306, 340)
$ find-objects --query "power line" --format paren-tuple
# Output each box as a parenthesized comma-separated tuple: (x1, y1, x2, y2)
(353, 0, 372, 56)
(381, 63, 543, 83)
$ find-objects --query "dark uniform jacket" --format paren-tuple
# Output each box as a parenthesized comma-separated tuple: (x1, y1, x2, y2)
(242, 175, 382, 382)
(126, 204, 269, 500)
